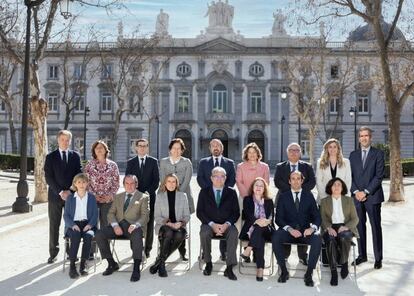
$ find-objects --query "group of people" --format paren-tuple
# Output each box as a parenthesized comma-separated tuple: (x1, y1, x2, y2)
(44, 126, 385, 287)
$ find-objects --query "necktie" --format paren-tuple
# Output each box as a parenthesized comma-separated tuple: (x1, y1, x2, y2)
(362, 150, 367, 169)
(140, 158, 145, 174)
(62, 151, 67, 166)
(214, 157, 219, 167)
(215, 190, 221, 207)
(294, 192, 300, 211)
(291, 164, 296, 172)
(124, 194, 132, 212)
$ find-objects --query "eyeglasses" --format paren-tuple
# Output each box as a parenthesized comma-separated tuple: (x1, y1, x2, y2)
(212, 175, 226, 180)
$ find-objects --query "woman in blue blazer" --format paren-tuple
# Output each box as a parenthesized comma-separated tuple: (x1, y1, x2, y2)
(64, 173, 98, 279)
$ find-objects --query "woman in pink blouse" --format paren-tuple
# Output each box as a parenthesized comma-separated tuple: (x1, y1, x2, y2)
(236, 142, 270, 199)
(84, 140, 120, 227)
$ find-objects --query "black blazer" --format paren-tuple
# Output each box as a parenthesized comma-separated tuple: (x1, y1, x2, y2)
(274, 160, 316, 195)
(44, 149, 82, 202)
(239, 196, 274, 240)
(125, 155, 160, 199)
(197, 156, 236, 189)
(196, 186, 240, 225)
(349, 147, 385, 205)
(275, 190, 321, 232)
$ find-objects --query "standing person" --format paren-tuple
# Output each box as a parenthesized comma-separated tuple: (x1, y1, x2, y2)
(316, 138, 352, 203)
(349, 126, 384, 269)
(63, 173, 98, 279)
(197, 138, 236, 261)
(159, 138, 194, 261)
(150, 174, 190, 278)
(272, 171, 321, 287)
(273, 142, 316, 265)
(95, 175, 149, 282)
(320, 177, 359, 286)
(44, 130, 82, 264)
(196, 167, 240, 281)
(236, 142, 270, 199)
(84, 140, 120, 228)
(125, 138, 160, 258)
(239, 177, 274, 281)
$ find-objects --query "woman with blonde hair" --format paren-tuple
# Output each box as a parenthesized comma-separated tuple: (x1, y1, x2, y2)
(316, 138, 351, 203)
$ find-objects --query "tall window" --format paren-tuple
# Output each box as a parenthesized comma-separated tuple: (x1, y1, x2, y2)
(329, 97, 339, 114)
(0, 100, 5, 112)
(212, 84, 227, 113)
(301, 137, 310, 158)
(177, 91, 189, 113)
(0, 133, 5, 153)
(102, 63, 113, 79)
(357, 94, 369, 114)
(250, 91, 263, 113)
(74, 92, 85, 111)
(101, 91, 112, 112)
(48, 65, 59, 80)
(47, 92, 59, 112)
(330, 65, 339, 79)
(74, 64, 85, 80)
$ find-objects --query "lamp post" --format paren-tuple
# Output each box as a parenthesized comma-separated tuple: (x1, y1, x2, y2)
(83, 106, 90, 161)
(278, 86, 302, 145)
(13, 0, 72, 213)
(349, 106, 358, 150)
(280, 115, 285, 162)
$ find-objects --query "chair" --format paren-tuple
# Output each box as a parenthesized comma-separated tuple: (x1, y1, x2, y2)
(238, 239, 274, 275)
(62, 236, 98, 273)
(110, 237, 147, 272)
(321, 237, 357, 280)
(198, 235, 227, 271)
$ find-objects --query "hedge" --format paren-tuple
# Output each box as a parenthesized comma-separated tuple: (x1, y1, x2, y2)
(384, 158, 414, 178)
(0, 154, 35, 171)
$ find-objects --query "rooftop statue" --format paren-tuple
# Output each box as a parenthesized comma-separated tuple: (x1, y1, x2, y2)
(155, 9, 169, 37)
(272, 9, 287, 36)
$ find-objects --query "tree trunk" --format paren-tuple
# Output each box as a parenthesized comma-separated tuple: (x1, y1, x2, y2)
(30, 97, 48, 203)
(63, 104, 70, 130)
(111, 109, 123, 162)
(388, 105, 404, 202)
(5, 101, 18, 154)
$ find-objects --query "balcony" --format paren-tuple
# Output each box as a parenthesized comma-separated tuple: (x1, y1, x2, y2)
(244, 112, 269, 124)
(205, 112, 235, 123)
(171, 112, 195, 123)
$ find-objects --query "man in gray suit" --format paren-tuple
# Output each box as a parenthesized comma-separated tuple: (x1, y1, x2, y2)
(95, 175, 149, 282)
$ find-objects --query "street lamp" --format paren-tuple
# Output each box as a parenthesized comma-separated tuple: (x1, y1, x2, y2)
(278, 86, 302, 145)
(349, 106, 358, 150)
(83, 106, 90, 161)
(13, 0, 72, 213)
(280, 115, 285, 162)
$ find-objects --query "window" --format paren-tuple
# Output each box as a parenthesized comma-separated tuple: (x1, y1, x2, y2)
(74, 64, 85, 80)
(101, 63, 113, 79)
(0, 100, 5, 112)
(74, 92, 85, 111)
(177, 91, 189, 113)
(357, 64, 370, 80)
(357, 94, 369, 114)
(250, 91, 263, 113)
(330, 65, 339, 79)
(301, 138, 310, 158)
(48, 65, 59, 80)
(101, 91, 112, 112)
(212, 84, 228, 113)
(47, 92, 59, 112)
(73, 137, 84, 156)
(249, 62, 264, 77)
(329, 97, 339, 114)
(176, 62, 191, 78)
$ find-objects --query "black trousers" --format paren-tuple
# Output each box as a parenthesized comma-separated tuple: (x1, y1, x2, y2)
(96, 220, 144, 260)
(145, 197, 155, 254)
(48, 198, 65, 258)
(272, 229, 321, 270)
(323, 224, 353, 270)
(158, 225, 187, 261)
(247, 225, 273, 269)
(66, 220, 94, 260)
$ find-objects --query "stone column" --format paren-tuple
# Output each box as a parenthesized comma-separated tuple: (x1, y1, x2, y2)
(233, 82, 244, 161)
(196, 82, 207, 159)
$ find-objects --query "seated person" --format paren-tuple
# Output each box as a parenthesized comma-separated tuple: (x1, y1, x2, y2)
(320, 177, 359, 286)
(239, 177, 274, 282)
(150, 174, 190, 277)
(63, 173, 98, 279)
(95, 175, 149, 282)
(272, 171, 321, 287)
(196, 167, 240, 281)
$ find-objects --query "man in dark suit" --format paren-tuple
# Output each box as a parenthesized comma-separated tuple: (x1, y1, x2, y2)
(197, 138, 236, 260)
(44, 130, 82, 263)
(272, 171, 321, 287)
(125, 138, 160, 258)
(274, 142, 316, 265)
(197, 166, 240, 280)
(349, 126, 384, 269)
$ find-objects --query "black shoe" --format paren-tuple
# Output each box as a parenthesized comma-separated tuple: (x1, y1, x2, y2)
(145, 251, 150, 258)
(352, 256, 367, 266)
(240, 253, 251, 263)
(278, 272, 289, 283)
(330, 270, 338, 286)
(158, 262, 168, 277)
(220, 253, 227, 262)
(256, 276, 263, 282)
(130, 270, 141, 282)
(304, 273, 314, 287)
(374, 260, 382, 269)
(203, 262, 212, 276)
(150, 258, 161, 274)
(180, 254, 189, 261)
(341, 263, 349, 279)
(69, 267, 79, 279)
(79, 259, 88, 276)
(224, 266, 237, 281)
(102, 262, 119, 276)
(47, 256, 57, 264)
(299, 257, 308, 266)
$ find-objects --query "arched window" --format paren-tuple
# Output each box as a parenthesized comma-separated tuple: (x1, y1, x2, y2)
(212, 84, 227, 113)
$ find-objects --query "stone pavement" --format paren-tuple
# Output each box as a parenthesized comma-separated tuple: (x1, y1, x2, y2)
(0, 171, 413, 296)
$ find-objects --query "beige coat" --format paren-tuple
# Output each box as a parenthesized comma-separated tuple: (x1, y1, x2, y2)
(154, 191, 190, 234)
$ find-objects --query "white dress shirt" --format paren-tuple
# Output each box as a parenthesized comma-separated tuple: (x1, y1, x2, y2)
(74, 192, 88, 221)
(331, 197, 345, 224)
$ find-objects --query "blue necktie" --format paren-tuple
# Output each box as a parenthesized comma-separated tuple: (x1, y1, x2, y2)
(215, 190, 221, 207)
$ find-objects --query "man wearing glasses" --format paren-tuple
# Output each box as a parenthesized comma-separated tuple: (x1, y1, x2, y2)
(274, 142, 316, 266)
(196, 167, 240, 280)
(125, 138, 160, 258)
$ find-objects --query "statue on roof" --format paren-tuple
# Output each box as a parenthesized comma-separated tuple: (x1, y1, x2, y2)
(155, 9, 169, 37)
(272, 9, 287, 36)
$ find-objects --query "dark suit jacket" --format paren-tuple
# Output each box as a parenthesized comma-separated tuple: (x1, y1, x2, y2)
(125, 155, 160, 200)
(63, 192, 98, 235)
(197, 156, 236, 189)
(240, 196, 274, 240)
(275, 190, 321, 232)
(196, 186, 240, 225)
(349, 147, 384, 205)
(44, 149, 82, 202)
(274, 160, 316, 194)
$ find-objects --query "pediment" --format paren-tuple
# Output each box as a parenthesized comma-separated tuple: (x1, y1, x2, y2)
(195, 38, 246, 53)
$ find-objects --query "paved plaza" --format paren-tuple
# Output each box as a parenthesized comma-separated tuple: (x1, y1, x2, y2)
(0, 172, 413, 296)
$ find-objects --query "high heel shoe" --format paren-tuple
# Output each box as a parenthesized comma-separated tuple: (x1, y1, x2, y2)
(240, 253, 251, 263)
(256, 276, 263, 282)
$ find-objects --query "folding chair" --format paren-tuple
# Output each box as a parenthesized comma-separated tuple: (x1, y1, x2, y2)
(110, 237, 147, 272)
(198, 236, 227, 271)
(238, 239, 274, 275)
(62, 236, 98, 273)
(321, 237, 357, 280)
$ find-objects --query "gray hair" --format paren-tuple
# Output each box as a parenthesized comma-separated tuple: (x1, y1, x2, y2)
(211, 166, 226, 176)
